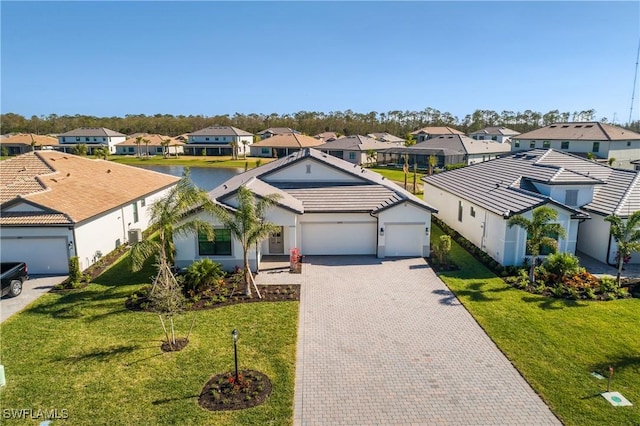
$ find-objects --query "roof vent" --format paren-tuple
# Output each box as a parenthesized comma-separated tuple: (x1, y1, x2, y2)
(106, 169, 111, 173)
(550, 125, 557, 128)
(575, 125, 583, 128)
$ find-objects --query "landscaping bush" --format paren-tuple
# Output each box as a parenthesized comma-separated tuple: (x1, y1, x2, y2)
(68, 256, 82, 286)
(184, 259, 225, 294)
(543, 252, 582, 282)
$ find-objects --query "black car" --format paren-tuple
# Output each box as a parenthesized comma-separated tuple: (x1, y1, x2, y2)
(1, 262, 29, 297)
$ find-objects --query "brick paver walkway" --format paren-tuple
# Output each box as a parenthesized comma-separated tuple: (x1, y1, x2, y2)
(293, 256, 560, 425)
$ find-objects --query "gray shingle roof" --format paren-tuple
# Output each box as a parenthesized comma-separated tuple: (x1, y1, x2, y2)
(58, 127, 126, 137)
(207, 148, 436, 214)
(423, 149, 639, 218)
(188, 126, 253, 137)
(316, 135, 393, 151)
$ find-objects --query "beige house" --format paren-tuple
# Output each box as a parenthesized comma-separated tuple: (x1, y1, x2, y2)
(115, 134, 185, 156)
(0, 133, 59, 155)
(249, 133, 324, 158)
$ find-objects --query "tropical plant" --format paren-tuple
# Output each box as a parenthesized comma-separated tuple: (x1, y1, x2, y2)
(508, 206, 567, 283)
(428, 154, 437, 176)
(143, 138, 151, 157)
(212, 186, 281, 297)
(134, 136, 143, 158)
(68, 256, 82, 286)
(542, 252, 581, 282)
(71, 143, 88, 156)
(230, 140, 239, 160)
(161, 138, 171, 158)
(608, 157, 616, 167)
(184, 258, 224, 294)
(366, 149, 377, 166)
(94, 146, 109, 160)
(433, 235, 452, 266)
(605, 211, 640, 286)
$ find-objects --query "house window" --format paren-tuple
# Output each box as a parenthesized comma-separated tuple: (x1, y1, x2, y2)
(198, 229, 232, 256)
(132, 202, 139, 223)
(156, 147, 162, 153)
(458, 201, 463, 222)
(103, 138, 106, 142)
(526, 231, 559, 256)
(140, 198, 146, 207)
(565, 190, 578, 206)
(93, 137, 97, 142)
(85, 137, 90, 142)
(261, 148, 270, 154)
(543, 140, 550, 148)
(514, 140, 520, 148)
(215, 137, 219, 141)
(491, 135, 497, 141)
(592, 142, 600, 152)
(627, 141, 631, 146)
(205, 137, 210, 141)
(348, 152, 356, 160)
(561, 141, 570, 150)
(529, 141, 536, 149)
(76, 137, 80, 142)
(128, 147, 134, 153)
(470, 206, 476, 217)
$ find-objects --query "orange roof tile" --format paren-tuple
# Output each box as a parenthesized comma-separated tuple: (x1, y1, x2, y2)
(0, 133, 59, 146)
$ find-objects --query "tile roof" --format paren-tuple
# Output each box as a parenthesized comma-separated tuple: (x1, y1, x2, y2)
(514, 122, 640, 141)
(387, 135, 510, 156)
(410, 126, 464, 136)
(469, 127, 520, 136)
(116, 134, 185, 147)
(366, 133, 405, 143)
(58, 127, 126, 137)
(0, 151, 180, 224)
(257, 127, 299, 135)
(0, 133, 59, 146)
(207, 148, 436, 214)
(188, 126, 253, 137)
(317, 135, 394, 151)
(314, 132, 339, 142)
(0, 211, 72, 225)
(423, 148, 639, 218)
(250, 133, 324, 149)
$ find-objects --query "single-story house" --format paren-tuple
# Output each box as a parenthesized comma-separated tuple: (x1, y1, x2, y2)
(257, 127, 300, 139)
(511, 122, 640, 170)
(384, 134, 510, 168)
(174, 148, 437, 271)
(0, 133, 59, 155)
(422, 148, 640, 266)
(316, 135, 396, 165)
(57, 127, 127, 154)
(249, 133, 324, 158)
(468, 126, 520, 143)
(0, 151, 179, 274)
(410, 126, 464, 143)
(115, 134, 185, 156)
(185, 126, 253, 157)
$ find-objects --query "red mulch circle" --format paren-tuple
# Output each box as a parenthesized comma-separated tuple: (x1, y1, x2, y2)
(161, 337, 189, 352)
(199, 370, 272, 411)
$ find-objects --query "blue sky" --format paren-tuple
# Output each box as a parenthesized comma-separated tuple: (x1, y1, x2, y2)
(1, 1, 639, 122)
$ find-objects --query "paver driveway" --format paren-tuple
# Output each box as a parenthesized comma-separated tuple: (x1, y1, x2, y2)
(293, 256, 560, 425)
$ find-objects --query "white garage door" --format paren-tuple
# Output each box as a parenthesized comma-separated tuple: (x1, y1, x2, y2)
(385, 224, 424, 257)
(1, 237, 69, 274)
(301, 222, 377, 255)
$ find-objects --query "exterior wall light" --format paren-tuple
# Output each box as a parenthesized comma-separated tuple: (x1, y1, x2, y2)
(425, 227, 430, 235)
(379, 227, 384, 236)
(68, 241, 74, 251)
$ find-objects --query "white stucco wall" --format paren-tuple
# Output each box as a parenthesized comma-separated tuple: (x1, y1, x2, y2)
(264, 158, 361, 183)
(376, 202, 432, 257)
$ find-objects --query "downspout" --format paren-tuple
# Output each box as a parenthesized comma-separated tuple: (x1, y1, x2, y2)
(370, 211, 380, 258)
(606, 231, 617, 267)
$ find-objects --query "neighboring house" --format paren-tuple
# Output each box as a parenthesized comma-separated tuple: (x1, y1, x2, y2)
(316, 135, 393, 165)
(249, 133, 324, 158)
(422, 149, 640, 267)
(0, 133, 59, 155)
(631, 159, 640, 172)
(511, 122, 640, 170)
(314, 132, 339, 143)
(0, 151, 179, 274)
(468, 126, 520, 143)
(186, 126, 253, 156)
(410, 126, 464, 143)
(115, 134, 185, 156)
(256, 127, 300, 139)
(57, 127, 127, 154)
(174, 148, 437, 271)
(366, 132, 406, 144)
(385, 134, 510, 168)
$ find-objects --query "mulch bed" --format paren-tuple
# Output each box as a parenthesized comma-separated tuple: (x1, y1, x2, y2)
(199, 370, 272, 411)
(426, 258, 460, 272)
(161, 338, 189, 352)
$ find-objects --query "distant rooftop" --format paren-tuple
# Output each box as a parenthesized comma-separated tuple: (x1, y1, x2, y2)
(514, 122, 640, 141)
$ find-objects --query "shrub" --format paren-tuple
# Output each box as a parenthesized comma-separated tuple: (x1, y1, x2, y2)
(68, 256, 82, 286)
(433, 235, 452, 265)
(184, 259, 224, 293)
(599, 277, 617, 294)
(543, 252, 581, 282)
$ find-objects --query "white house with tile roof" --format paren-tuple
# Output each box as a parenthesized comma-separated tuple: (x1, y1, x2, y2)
(512, 122, 640, 170)
(0, 133, 59, 155)
(468, 126, 520, 143)
(57, 127, 127, 154)
(174, 148, 437, 271)
(186, 126, 253, 157)
(410, 126, 464, 143)
(0, 151, 179, 274)
(422, 149, 640, 266)
(249, 133, 324, 158)
(316, 135, 398, 165)
(115, 134, 185, 156)
(256, 127, 300, 139)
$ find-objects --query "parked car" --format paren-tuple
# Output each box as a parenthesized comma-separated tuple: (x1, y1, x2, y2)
(1, 262, 29, 297)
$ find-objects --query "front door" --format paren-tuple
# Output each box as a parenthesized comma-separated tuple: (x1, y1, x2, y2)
(269, 227, 284, 254)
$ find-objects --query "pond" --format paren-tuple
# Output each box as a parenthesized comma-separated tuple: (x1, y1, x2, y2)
(135, 165, 243, 191)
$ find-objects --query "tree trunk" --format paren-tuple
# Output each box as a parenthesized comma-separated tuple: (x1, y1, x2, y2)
(244, 250, 252, 297)
(530, 256, 536, 284)
(617, 257, 623, 287)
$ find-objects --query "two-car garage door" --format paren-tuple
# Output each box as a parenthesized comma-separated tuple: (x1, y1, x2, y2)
(301, 222, 377, 255)
(1, 237, 69, 275)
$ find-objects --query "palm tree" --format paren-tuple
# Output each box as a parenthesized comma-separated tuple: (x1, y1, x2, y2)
(143, 138, 151, 157)
(134, 136, 143, 158)
(365, 149, 377, 166)
(161, 138, 171, 159)
(428, 154, 437, 176)
(230, 140, 239, 160)
(508, 206, 567, 283)
(212, 186, 281, 297)
(605, 212, 640, 286)
(130, 169, 215, 272)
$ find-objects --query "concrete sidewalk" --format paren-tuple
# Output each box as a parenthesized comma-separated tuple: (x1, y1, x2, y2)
(0, 275, 67, 323)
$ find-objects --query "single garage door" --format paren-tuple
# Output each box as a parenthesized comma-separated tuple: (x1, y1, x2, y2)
(301, 222, 377, 255)
(385, 224, 424, 257)
(1, 237, 69, 274)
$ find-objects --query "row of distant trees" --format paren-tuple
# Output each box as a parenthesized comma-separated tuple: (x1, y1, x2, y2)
(2, 109, 638, 138)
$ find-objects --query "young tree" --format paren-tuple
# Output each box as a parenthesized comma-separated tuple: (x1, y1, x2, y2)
(212, 186, 281, 297)
(605, 212, 640, 286)
(143, 138, 151, 157)
(507, 206, 567, 283)
(134, 136, 143, 158)
(94, 146, 109, 160)
(161, 138, 171, 158)
(72, 143, 88, 156)
(428, 154, 437, 176)
(366, 149, 377, 166)
(230, 140, 239, 160)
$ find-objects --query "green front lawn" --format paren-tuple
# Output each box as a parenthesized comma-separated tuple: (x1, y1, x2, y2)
(0, 257, 298, 425)
(110, 155, 275, 168)
(432, 225, 640, 425)
(369, 166, 424, 182)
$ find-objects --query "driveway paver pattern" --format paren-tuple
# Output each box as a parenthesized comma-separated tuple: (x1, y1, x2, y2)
(293, 256, 560, 425)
